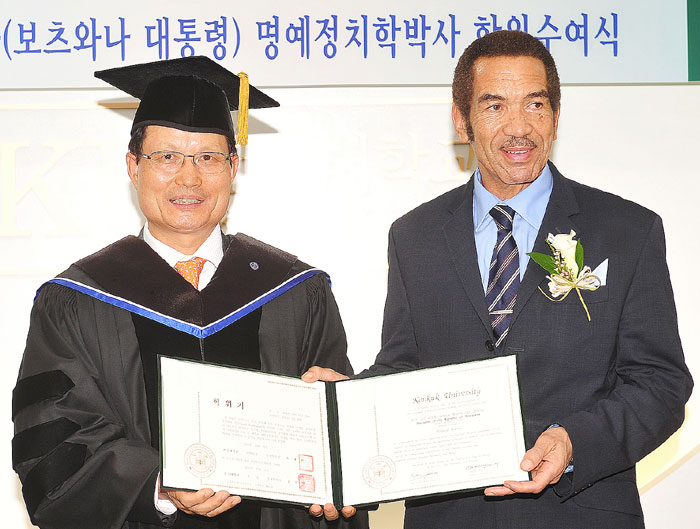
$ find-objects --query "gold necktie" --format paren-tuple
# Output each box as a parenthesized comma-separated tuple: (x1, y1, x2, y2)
(174, 257, 207, 289)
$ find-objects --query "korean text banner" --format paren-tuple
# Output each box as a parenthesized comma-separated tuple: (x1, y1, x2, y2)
(1, 0, 697, 88)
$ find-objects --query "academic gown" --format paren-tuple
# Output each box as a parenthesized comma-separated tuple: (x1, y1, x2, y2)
(12, 233, 369, 529)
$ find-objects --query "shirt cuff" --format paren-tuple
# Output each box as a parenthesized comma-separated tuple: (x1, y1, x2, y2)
(154, 473, 178, 515)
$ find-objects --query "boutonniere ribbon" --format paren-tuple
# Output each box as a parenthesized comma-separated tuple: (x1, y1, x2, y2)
(528, 231, 601, 321)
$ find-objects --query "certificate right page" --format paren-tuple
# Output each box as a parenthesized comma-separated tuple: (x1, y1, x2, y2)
(335, 355, 527, 506)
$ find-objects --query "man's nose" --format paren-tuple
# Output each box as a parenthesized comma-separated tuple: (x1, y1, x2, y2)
(174, 156, 201, 186)
(503, 107, 533, 138)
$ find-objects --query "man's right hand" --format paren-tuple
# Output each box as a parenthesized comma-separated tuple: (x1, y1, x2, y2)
(164, 488, 241, 517)
(302, 366, 350, 383)
(309, 503, 357, 520)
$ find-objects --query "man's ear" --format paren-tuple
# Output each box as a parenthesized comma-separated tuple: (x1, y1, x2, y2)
(229, 154, 240, 185)
(452, 104, 470, 143)
(553, 107, 561, 141)
(126, 152, 139, 189)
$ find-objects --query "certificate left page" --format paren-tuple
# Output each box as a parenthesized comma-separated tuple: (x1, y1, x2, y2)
(159, 356, 334, 506)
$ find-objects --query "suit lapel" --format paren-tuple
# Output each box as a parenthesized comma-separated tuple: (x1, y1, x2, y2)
(510, 164, 580, 328)
(442, 178, 494, 336)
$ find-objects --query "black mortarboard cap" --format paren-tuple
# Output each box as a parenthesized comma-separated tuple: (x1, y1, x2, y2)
(95, 56, 279, 143)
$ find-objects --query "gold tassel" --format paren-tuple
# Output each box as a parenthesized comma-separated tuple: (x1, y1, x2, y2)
(236, 72, 250, 146)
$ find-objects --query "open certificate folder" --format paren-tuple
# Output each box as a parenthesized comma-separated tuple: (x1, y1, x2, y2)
(159, 354, 528, 507)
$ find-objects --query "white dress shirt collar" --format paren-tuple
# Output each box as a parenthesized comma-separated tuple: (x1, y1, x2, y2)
(143, 224, 225, 290)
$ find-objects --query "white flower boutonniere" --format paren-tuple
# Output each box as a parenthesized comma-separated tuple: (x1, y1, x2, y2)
(528, 230, 601, 321)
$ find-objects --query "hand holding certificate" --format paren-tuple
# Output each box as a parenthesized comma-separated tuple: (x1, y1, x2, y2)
(158, 355, 527, 508)
(162, 487, 241, 517)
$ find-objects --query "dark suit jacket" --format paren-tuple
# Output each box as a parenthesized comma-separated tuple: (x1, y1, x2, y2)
(365, 163, 692, 528)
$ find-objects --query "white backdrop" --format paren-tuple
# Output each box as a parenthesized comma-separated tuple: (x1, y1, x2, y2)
(1, 82, 699, 527)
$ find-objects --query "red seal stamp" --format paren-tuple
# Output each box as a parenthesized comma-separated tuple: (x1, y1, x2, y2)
(298, 473, 315, 493)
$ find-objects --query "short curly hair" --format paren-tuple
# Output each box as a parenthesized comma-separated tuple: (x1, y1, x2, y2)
(452, 31, 560, 140)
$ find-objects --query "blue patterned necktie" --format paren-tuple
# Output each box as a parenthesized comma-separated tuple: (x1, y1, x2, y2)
(485, 205, 520, 349)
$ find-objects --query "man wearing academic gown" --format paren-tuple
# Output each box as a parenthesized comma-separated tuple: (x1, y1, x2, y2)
(12, 57, 368, 529)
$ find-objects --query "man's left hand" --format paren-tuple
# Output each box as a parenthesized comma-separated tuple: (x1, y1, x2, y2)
(484, 426, 572, 496)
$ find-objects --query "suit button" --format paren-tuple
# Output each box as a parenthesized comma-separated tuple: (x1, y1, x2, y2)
(485, 340, 495, 352)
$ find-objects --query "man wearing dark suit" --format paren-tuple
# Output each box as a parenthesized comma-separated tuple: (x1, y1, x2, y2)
(306, 30, 692, 528)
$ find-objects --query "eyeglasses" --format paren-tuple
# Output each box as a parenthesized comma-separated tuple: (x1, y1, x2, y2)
(140, 151, 233, 175)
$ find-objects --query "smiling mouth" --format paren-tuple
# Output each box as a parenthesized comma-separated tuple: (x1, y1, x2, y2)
(502, 137, 537, 155)
(171, 198, 202, 205)
(504, 149, 531, 154)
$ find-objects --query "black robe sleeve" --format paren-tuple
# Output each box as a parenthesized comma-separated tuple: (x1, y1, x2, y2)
(259, 262, 355, 379)
(12, 283, 175, 529)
